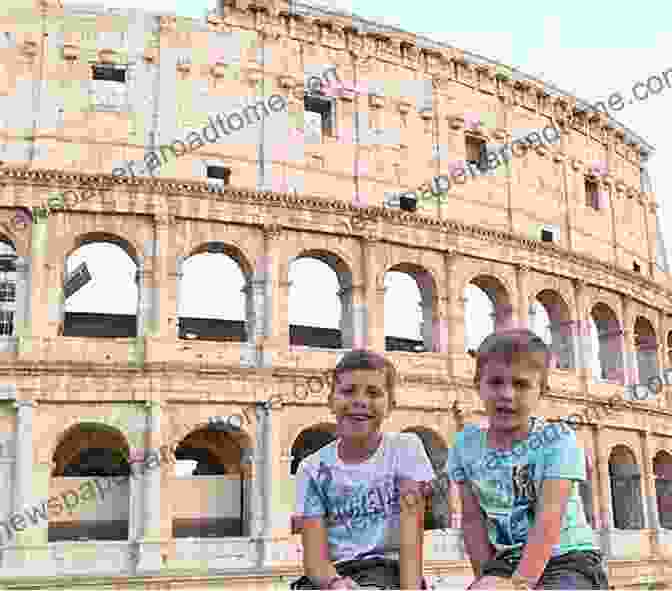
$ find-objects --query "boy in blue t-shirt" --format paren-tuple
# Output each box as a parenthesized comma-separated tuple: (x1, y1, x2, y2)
(446, 329, 609, 590)
(293, 350, 435, 589)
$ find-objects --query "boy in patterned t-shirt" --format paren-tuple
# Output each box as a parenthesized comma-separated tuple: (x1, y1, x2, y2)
(293, 350, 435, 590)
(446, 329, 609, 590)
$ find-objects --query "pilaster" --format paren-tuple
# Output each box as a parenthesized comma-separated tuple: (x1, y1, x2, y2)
(362, 234, 384, 352)
(515, 264, 530, 330)
(152, 213, 177, 340)
(260, 223, 288, 366)
(4, 400, 37, 568)
(136, 400, 164, 572)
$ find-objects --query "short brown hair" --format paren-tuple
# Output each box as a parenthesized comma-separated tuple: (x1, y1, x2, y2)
(473, 329, 552, 394)
(331, 349, 397, 408)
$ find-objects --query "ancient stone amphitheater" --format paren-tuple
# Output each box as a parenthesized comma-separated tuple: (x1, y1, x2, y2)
(0, 0, 671, 589)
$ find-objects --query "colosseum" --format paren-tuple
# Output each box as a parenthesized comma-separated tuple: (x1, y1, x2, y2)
(0, 0, 670, 589)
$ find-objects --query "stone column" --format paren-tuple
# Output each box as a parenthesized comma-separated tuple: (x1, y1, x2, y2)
(596, 430, 614, 531)
(136, 401, 163, 572)
(620, 295, 635, 386)
(253, 401, 272, 567)
(572, 279, 590, 389)
(641, 431, 660, 536)
(5, 400, 36, 568)
(433, 296, 450, 354)
(151, 214, 177, 340)
(19, 218, 52, 359)
(241, 275, 266, 366)
(132, 266, 153, 368)
(12, 257, 31, 354)
(351, 284, 367, 349)
(174, 255, 186, 338)
(337, 284, 354, 349)
(515, 264, 530, 330)
(260, 224, 288, 367)
(362, 233, 384, 352)
(445, 251, 467, 378)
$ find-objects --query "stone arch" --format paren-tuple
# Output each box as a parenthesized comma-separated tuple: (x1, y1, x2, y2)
(284, 410, 336, 458)
(289, 248, 355, 349)
(50, 422, 131, 542)
(186, 241, 254, 279)
(172, 423, 254, 538)
(52, 422, 131, 476)
(590, 302, 624, 383)
(653, 450, 672, 530)
(531, 289, 575, 369)
(289, 422, 338, 476)
(609, 444, 644, 530)
(62, 232, 141, 338)
(384, 262, 440, 352)
(178, 241, 254, 342)
(402, 426, 449, 530)
(464, 273, 513, 351)
(634, 315, 658, 389)
(66, 231, 140, 264)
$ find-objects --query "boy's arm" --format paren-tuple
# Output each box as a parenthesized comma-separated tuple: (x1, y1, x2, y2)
(458, 482, 495, 578)
(301, 517, 345, 588)
(513, 479, 573, 587)
(399, 479, 426, 590)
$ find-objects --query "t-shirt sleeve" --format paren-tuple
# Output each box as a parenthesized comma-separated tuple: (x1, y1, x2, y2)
(396, 433, 436, 483)
(446, 430, 467, 483)
(542, 423, 586, 481)
(294, 461, 327, 522)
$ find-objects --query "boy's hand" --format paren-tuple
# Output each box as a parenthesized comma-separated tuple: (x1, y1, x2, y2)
(468, 576, 516, 590)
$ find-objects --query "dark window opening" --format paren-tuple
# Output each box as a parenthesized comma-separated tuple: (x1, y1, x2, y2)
(541, 229, 554, 242)
(92, 64, 126, 84)
(207, 166, 231, 184)
(465, 135, 485, 169)
(633, 261, 641, 273)
(585, 179, 600, 209)
(399, 193, 417, 212)
(304, 94, 334, 138)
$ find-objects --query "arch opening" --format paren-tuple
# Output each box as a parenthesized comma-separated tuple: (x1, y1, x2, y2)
(50, 423, 130, 541)
(172, 425, 253, 538)
(609, 446, 644, 530)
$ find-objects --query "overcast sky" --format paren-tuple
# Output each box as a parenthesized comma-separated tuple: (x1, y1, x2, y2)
(62, 0, 666, 384)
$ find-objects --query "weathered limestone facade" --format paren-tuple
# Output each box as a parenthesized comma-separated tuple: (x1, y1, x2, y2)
(0, 0, 671, 589)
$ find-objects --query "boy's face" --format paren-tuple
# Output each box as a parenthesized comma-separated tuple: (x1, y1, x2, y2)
(330, 369, 391, 442)
(479, 357, 543, 434)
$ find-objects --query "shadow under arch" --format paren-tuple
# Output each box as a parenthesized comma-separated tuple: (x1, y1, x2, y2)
(172, 424, 254, 538)
(50, 422, 131, 541)
(290, 423, 338, 476)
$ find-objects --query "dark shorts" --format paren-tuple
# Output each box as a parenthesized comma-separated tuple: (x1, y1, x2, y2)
(478, 549, 609, 590)
(290, 558, 429, 589)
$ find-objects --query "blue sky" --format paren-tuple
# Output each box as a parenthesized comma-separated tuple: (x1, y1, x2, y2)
(67, 0, 670, 365)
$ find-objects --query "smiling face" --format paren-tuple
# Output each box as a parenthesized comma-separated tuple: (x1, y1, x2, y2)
(329, 368, 391, 444)
(479, 356, 544, 439)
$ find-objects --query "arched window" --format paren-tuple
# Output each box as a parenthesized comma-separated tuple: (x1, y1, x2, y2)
(290, 425, 337, 476)
(51, 423, 130, 541)
(654, 451, 672, 530)
(172, 424, 252, 538)
(402, 427, 449, 530)
(384, 266, 437, 353)
(609, 446, 644, 530)
(634, 317, 658, 394)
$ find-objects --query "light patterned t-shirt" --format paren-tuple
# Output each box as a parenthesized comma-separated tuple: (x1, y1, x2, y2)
(294, 432, 435, 564)
(446, 416, 598, 559)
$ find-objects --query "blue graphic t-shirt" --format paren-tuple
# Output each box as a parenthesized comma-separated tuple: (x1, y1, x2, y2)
(294, 432, 435, 564)
(446, 416, 598, 558)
